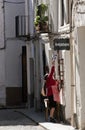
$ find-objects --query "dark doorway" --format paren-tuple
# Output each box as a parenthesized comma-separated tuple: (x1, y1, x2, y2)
(29, 58, 34, 108)
(22, 46, 27, 103)
(43, 49, 46, 75)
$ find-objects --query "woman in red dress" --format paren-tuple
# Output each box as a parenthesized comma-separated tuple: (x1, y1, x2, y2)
(45, 60, 58, 122)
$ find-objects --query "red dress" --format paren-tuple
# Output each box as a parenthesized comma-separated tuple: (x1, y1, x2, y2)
(51, 80, 60, 103)
(46, 65, 56, 96)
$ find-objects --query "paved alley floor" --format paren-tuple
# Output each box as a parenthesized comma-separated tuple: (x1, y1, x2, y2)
(0, 108, 76, 130)
(0, 109, 46, 130)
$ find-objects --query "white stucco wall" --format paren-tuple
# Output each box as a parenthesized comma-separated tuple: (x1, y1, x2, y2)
(0, 51, 6, 106)
(73, 1, 85, 128)
(5, 0, 25, 87)
(0, 1, 4, 48)
(64, 51, 71, 119)
(0, 0, 25, 106)
(77, 27, 85, 129)
(5, 0, 25, 38)
(49, 0, 58, 32)
(0, 1, 6, 106)
(5, 40, 25, 87)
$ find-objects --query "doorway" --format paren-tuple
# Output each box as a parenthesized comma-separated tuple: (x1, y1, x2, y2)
(22, 46, 27, 103)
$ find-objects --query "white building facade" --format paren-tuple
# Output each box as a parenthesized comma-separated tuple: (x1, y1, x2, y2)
(52, 0, 85, 129)
(0, 0, 26, 107)
(40, 0, 85, 129)
(0, 0, 43, 110)
(71, 0, 85, 129)
(0, 0, 85, 129)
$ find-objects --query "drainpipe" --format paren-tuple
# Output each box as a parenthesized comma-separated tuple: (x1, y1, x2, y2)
(70, 34, 76, 127)
(70, 0, 75, 126)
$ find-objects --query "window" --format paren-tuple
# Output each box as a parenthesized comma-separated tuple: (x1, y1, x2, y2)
(66, 0, 69, 24)
(60, 0, 70, 26)
(61, 0, 64, 26)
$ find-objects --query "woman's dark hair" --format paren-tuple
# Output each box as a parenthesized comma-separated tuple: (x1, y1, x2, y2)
(45, 65, 49, 73)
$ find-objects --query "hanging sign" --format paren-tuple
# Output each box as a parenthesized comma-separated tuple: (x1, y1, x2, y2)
(53, 38, 70, 50)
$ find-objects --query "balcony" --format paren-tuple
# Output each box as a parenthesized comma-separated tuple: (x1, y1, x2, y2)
(15, 15, 51, 41)
(15, 15, 30, 38)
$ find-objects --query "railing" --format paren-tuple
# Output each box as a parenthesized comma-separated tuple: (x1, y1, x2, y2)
(15, 15, 30, 37)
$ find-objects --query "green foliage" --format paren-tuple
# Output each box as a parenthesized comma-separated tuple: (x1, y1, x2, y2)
(37, 3, 48, 16)
(34, 3, 48, 26)
(41, 16, 48, 23)
(34, 15, 40, 26)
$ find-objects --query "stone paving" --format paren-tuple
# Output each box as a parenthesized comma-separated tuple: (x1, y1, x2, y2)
(0, 108, 76, 130)
(18, 108, 76, 130)
(0, 109, 45, 130)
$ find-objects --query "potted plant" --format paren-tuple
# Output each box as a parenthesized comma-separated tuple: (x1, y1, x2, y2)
(34, 16, 40, 31)
(34, 3, 49, 32)
(40, 15, 48, 31)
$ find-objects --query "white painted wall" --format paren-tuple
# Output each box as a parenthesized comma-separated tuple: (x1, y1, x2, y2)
(0, 1, 5, 106)
(0, 0, 25, 106)
(0, 51, 6, 106)
(5, 40, 25, 87)
(64, 51, 71, 119)
(72, 1, 85, 128)
(5, 1, 25, 86)
(49, 0, 58, 32)
(77, 27, 85, 129)
(57, 0, 71, 119)
(5, 1, 25, 38)
(0, 1, 4, 48)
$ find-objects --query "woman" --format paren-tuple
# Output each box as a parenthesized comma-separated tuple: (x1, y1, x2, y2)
(45, 60, 57, 123)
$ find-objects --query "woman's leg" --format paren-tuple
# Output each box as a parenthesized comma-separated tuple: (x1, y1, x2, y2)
(50, 107, 55, 118)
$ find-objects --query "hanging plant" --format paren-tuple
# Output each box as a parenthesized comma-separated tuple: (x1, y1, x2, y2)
(34, 3, 49, 32)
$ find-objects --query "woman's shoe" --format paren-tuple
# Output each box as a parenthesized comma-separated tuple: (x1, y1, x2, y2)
(50, 117, 57, 123)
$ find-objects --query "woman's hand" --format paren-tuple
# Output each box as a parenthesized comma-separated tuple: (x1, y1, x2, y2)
(52, 60, 55, 65)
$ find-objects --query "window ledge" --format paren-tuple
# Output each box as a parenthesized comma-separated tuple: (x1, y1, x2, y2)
(58, 24, 70, 33)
